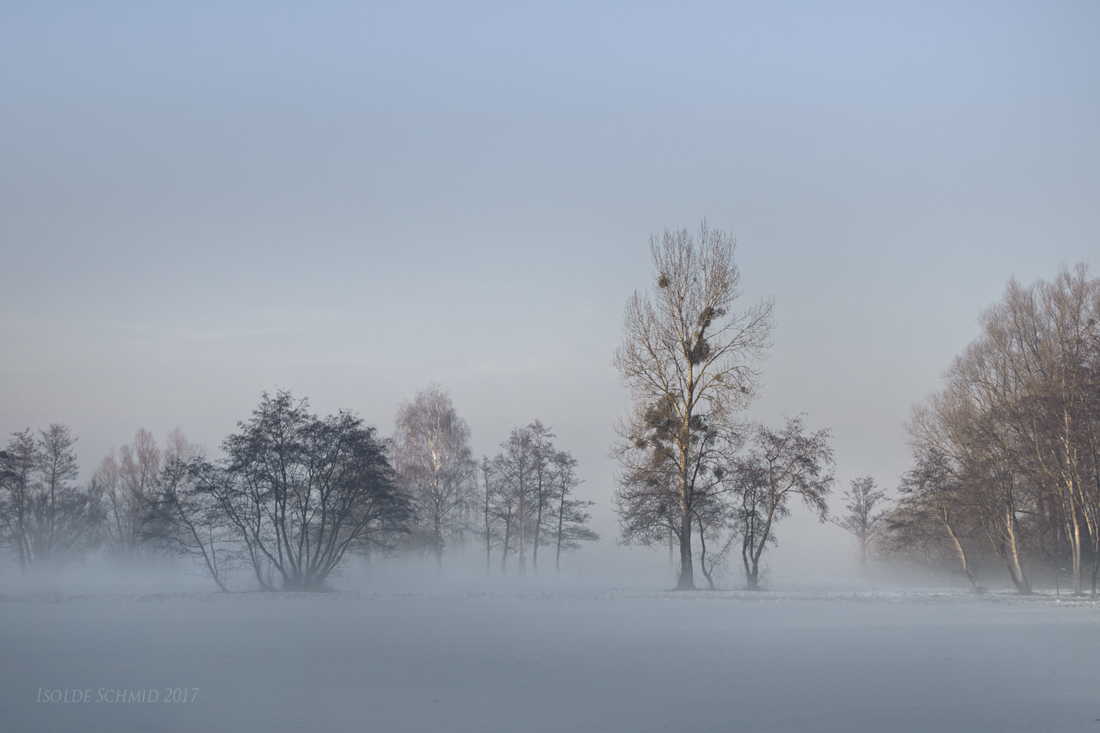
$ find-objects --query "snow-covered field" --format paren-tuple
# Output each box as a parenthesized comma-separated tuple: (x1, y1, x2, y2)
(4, 580, 1100, 732)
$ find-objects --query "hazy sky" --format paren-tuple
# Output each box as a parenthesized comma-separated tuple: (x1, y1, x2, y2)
(3, 2, 1098, 571)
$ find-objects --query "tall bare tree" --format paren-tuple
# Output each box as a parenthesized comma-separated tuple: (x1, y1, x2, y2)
(832, 476, 887, 572)
(916, 337, 1034, 593)
(482, 424, 596, 576)
(993, 266, 1100, 593)
(525, 420, 556, 575)
(392, 386, 477, 574)
(477, 457, 503, 575)
(614, 221, 774, 589)
(491, 424, 539, 576)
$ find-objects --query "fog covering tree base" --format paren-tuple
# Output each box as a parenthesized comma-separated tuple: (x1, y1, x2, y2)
(5, 583, 1100, 733)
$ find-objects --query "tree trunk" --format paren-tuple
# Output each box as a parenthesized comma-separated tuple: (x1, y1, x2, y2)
(1070, 505, 1083, 594)
(697, 516, 716, 590)
(518, 487, 526, 578)
(1005, 509, 1031, 594)
(555, 497, 565, 575)
(532, 483, 543, 576)
(676, 502, 695, 590)
(742, 549, 760, 590)
(500, 508, 512, 577)
(943, 510, 978, 593)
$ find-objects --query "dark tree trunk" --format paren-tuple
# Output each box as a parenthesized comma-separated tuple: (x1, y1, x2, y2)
(676, 503, 695, 590)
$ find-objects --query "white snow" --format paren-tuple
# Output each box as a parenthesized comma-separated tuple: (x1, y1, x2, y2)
(4, 581, 1100, 732)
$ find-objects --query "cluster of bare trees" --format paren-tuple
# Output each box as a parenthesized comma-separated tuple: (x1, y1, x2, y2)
(93, 427, 197, 558)
(882, 265, 1100, 594)
(390, 388, 599, 576)
(0, 425, 102, 570)
(479, 420, 598, 576)
(1, 387, 598, 589)
(1, 394, 407, 590)
(613, 222, 834, 589)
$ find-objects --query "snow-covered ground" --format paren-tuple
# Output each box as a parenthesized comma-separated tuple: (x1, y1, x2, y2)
(4, 579, 1100, 732)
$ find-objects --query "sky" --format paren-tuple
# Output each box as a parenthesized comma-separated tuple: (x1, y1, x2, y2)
(2, 1, 1099, 577)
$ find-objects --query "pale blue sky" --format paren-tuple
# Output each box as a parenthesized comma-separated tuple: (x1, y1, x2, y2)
(3, 1, 1098, 569)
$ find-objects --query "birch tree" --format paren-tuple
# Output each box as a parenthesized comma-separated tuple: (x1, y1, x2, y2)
(392, 386, 477, 574)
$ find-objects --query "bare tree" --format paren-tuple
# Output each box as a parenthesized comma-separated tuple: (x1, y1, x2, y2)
(733, 417, 834, 590)
(994, 266, 1100, 593)
(214, 391, 408, 591)
(143, 455, 234, 592)
(832, 476, 887, 572)
(614, 221, 774, 589)
(490, 459, 519, 576)
(548, 450, 599, 573)
(491, 425, 539, 576)
(0, 429, 38, 570)
(526, 420, 556, 575)
(392, 386, 477, 574)
(918, 341, 1034, 594)
(95, 428, 163, 558)
(882, 446, 982, 592)
(477, 457, 503, 575)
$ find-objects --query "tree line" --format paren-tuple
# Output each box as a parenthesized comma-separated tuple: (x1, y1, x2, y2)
(0, 388, 597, 590)
(20, 220, 1068, 594)
(881, 264, 1100, 594)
